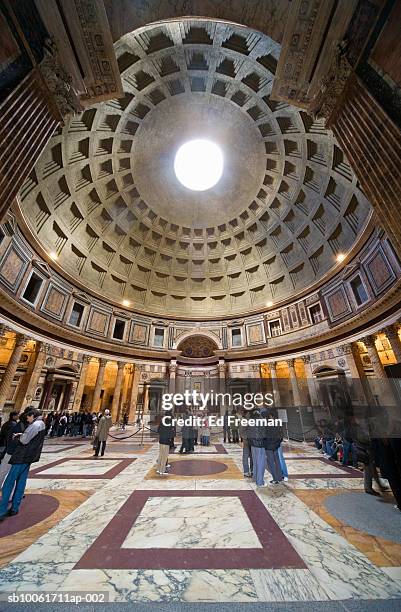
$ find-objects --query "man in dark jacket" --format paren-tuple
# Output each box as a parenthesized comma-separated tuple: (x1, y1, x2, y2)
(0, 411, 19, 486)
(157, 413, 174, 475)
(248, 408, 268, 487)
(0, 408, 45, 520)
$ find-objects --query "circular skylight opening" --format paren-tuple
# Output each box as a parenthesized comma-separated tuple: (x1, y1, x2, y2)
(174, 139, 223, 191)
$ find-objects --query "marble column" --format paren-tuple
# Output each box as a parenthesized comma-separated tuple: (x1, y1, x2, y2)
(347, 342, 370, 404)
(111, 361, 125, 422)
(287, 359, 301, 407)
(302, 356, 319, 405)
(363, 335, 395, 406)
(384, 324, 401, 363)
(0, 333, 27, 413)
(120, 364, 132, 420)
(91, 358, 107, 412)
(218, 358, 226, 415)
(61, 382, 73, 413)
(142, 380, 150, 415)
(14, 341, 47, 411)
(73, 355, 90, 411)
(128, 365, 141, 422)
(169, 360, 177, 394)
(269, 362, 282, 407)
(363, 335, 387, 378)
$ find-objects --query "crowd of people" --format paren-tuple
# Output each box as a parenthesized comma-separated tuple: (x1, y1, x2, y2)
(315, 423, 401, 511)
(45, 410, 97, 438)
(156, 406, 288, 485)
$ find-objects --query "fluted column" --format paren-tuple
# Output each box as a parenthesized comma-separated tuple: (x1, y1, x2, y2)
(14, 341, 48, 411)
(169, 360, 177, 394)
(302, 356, 319, 405)
(363, 335, 387, 378)
(347, 342, 370, 404)
(384, 324, 401, 363)
(91, 358, 107, 412)
(73, 355, 90, 411)
(142, 380, 150, 416)
(111, 361, 125, 422)
(287, 359, 301, 407)
(363, 335, 395, 406)
(269, 362, 282, 407)
(0, 333, 27, 413)
(128, 365, 141, 422)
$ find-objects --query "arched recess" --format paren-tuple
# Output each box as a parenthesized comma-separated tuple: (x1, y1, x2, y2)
(174, 329, 223, 351)
(104, 0, 288, 44)
(177, 334, 219, 358)
(312, 365, 346, 378)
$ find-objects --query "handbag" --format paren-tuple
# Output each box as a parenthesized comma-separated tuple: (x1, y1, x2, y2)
(92, 436, 98, 450)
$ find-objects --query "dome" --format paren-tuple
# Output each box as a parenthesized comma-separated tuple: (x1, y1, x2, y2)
(18, 19, 372, 318)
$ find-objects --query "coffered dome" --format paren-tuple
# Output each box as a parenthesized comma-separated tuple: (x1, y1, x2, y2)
(18, 19, 372, 318)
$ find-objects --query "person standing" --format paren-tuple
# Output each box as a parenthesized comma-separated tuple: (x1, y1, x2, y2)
(0, 411, 20, 487)
(231, 410, 240, 443)
(265, 414, 284, 484)
(122, 412, 129, 430)
(0, 412, 18, 454)
(156, 413, 173, 475)
(277, 444, 289, 482)
(0, 408, 45, 520)
(248, 408, 268, 487)
(179, 410, 192, 454)
(200, 414, 211, 446)
(239, 410, 253, 477)
(93, 409, 112, 458)
(223, 409, 232, 443)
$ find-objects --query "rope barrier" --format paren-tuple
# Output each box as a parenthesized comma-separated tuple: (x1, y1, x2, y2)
(108, 426, 144, 440)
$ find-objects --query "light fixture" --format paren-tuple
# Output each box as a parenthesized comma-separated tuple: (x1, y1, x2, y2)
(174, 139, 224, 191)
(336, 253, 346, 263)
(266, 301, 274, 308)
(122, 300, 131, 307)
(49, 251, 58, 261)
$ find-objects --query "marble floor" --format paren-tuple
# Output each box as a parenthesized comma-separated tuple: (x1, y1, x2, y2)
(0, 432, 401, 607)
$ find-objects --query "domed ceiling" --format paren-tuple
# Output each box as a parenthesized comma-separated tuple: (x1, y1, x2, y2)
(18, 19, 372, 318)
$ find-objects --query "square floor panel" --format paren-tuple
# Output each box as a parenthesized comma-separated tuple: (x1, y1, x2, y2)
(285, 458, 362, 479)
(75, 490, 306, 570)
(29, 457, 135, 479)
(122, 495, 262, 548)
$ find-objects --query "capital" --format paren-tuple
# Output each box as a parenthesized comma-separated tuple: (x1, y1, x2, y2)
(15, 333, 27, 347)
(362, 335, 376, 349)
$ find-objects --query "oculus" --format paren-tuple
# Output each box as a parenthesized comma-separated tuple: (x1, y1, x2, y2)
(174, 139, 223, 191)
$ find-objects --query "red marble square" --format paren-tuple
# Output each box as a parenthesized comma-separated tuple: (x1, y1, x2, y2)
(75, 490, 306, 570)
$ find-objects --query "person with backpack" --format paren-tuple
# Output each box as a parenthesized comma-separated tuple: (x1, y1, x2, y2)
(0, 408, 45, 520)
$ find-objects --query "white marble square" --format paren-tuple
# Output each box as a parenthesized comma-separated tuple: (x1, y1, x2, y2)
(285, 459, 348, 475)
(122, 496, 262, 549)
(38, 459, 120, 476)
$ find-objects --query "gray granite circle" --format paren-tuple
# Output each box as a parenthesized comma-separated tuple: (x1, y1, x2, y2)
(324, 491, 401, 543)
